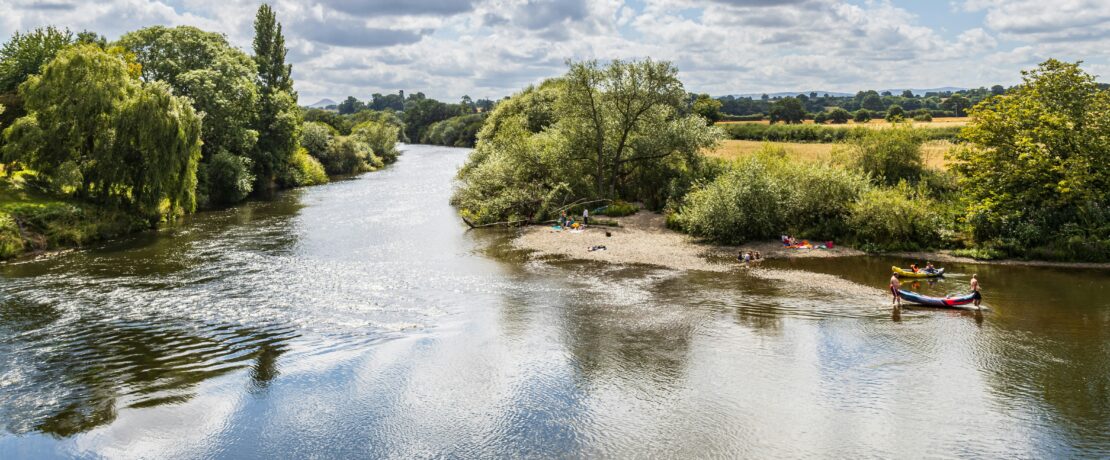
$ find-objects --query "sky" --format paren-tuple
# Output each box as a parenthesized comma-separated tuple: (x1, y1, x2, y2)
(2, 0, 1109, 104)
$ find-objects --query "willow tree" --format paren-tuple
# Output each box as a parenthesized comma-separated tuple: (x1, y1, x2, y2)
(558, 59, 719, 200)
(1, 45, 201, 218)
(252, 4, 301, 190)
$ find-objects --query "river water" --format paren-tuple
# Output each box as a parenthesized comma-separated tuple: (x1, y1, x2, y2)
(1, 145, 1107, 458)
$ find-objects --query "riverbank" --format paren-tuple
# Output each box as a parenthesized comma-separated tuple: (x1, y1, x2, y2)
(513, 211, 1110, 271)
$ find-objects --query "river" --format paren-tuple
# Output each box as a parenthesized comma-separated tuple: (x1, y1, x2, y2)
(1, 144, 1107, 458)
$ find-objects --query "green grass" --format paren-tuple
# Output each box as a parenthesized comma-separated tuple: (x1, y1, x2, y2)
(0, 176, 148, 259)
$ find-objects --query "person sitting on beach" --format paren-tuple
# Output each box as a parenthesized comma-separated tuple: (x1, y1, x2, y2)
(559, 210, 568, 227)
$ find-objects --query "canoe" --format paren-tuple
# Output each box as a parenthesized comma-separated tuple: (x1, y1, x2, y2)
(897, 289, 982, 309)
(892, 266, 944, 278)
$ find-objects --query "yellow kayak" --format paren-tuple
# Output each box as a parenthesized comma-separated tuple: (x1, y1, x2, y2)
(892, 266, 945, 278)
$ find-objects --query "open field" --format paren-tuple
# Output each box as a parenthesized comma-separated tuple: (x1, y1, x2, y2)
(717, 117, 971, 128)
(706, 139, 953, 169)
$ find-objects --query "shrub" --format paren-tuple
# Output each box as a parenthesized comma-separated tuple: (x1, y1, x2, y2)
(601, 200, 638, 217)
(848, 182, 943, 250)
(885, 104, 905, 122)
(843, 124, 926, 185)
(854, 109, 872, 123)
(721, 123, 863, 142)
(813, 112, 828, 124)
(201, 151, 254, 206)
(672, 147, 869, 244)
(828, 108, 851, 124)
(278, 147, 327, 187)
(352, 120, 401, 163)
(300, 122, 333, 159)
(320, 136, 375, 175)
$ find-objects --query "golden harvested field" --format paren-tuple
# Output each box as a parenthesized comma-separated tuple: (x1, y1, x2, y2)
(706, 140, 953, 169)
(717, 117, 971, 128)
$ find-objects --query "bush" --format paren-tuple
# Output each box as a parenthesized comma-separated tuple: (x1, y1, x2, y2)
(319, 136, 376, 175)
(300, 122, 333, 158)
(854, 109, 872, 123)
(848, 182, 943, 250)
(672, 147, 869, 244)
(843, 124, 926, 185)
(278, 147, 328, 187)
(828, 108, 851, 124)
(352, 120, 401, 163)
(422, 113, 487, 148)
(721, 123, 863, 142)
(601, 200, 638, 217)
(885, 104, 905, 122)
(813, 112, 828, 124)
(201, 151, 254, 206)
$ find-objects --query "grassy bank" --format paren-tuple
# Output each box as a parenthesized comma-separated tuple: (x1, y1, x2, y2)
(0, 185, 149, 260)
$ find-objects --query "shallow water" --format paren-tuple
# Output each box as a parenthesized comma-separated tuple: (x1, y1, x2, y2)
(1, 145, 1107, 458)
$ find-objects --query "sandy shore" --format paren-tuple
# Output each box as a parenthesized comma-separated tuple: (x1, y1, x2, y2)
(514, 211, 1110, 271)
(513, 212, 862, 272)
(513, 212, 887, 301)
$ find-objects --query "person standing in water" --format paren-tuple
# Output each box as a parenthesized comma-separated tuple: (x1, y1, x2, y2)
(890, 273, 902, 307)
(971, 273, 982, 308)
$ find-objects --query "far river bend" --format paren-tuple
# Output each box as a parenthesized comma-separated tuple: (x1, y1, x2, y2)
(1, 144, 1108, 458)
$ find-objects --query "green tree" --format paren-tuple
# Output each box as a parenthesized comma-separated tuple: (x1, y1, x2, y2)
(351, 120, 400, 163)
(953, 59, 1110, 256)
(854, 109, 872, 123)
(0, 27, 74, 93)
(901, 90, 915, 98)
(813, 111, 828, 124)
(691, 93, 723, 124)
(861, 93, 884, 111)
(885, 104, 905, 122)
(403, 96, 458, 141)
(990, 84, 1005, 96)
(300, 121, 333, 160)
(941, 94, 972, 116)
(769, 96, 804, 124)
(117, 26, 260, 160)
(337, 96, 365, 115)
(828, 108, 851, 124)
(845, 123, 925, 185)
(252, 3, 302, 191)
(558, 59, 718, 197)
(2, 45, 201, 216)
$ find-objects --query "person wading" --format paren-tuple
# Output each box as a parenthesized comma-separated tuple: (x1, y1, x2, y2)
(890, 273, 902, 307)
(971, 273, 982, 309)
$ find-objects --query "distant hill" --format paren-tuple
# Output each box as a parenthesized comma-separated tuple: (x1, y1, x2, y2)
(305, 98, 337, 109)
(728, 87, 968, 99)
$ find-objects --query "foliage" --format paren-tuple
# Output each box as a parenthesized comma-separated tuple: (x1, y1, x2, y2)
(403, 95, 459, 142)
(202, 151, 253, 205)
(252, 4, 301, 192)
(352, 119, 401, 163)
(722, 123, 862, 142)
(421, 113, 486, 148)
(843, 124, 926, 186)
(854, 109, 872, 123)
(2, 45, 202, 218)
(0, 191, 148, 259)
(886, 104, 905, 122)
(848, 182, 944, 250)
(828, 108, 851, 124)
(117, 26, 260, 161)
(951, 59, 1109, 259)
(556, 59, 720, 200)
(672, 147, 869, 244)
(0, 26, 74, 93)
(300, 121, 334, 159)
(769, 97, 805, 124)
(691, 93, 723, 124)
(600, 200, 638, 217)
(813, 112, 827, 124)
(278, 147, 327, 187)
(319, 136, 378, 175)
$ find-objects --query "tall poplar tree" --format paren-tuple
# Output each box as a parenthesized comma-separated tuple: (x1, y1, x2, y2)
(252, 4, 301, 191)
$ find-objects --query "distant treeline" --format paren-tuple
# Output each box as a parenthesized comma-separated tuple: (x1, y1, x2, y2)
(718, 87, 1003, 118)
(720, 123, 962, 143)
(307, 93, 493, 148)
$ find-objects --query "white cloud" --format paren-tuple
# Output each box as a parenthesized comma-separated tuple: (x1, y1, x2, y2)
(0, 0, 1106, 103)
